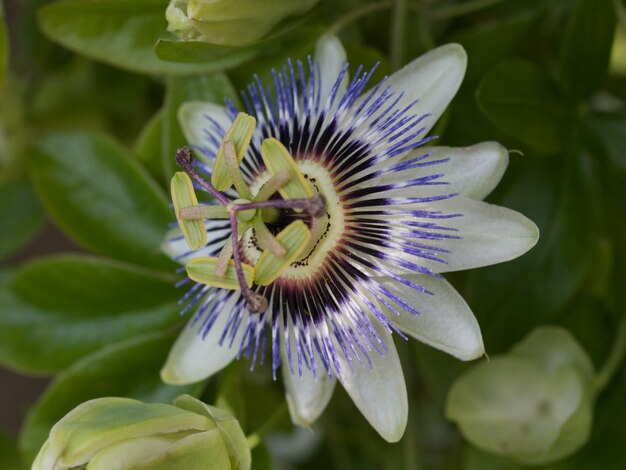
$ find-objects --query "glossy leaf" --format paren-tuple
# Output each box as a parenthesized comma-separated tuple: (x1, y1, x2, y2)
(29, 132, 174, 270)
(133, 109, 165, 183)
(19, 332, 199, 465)
(155, 39, 263, 67)
(560, 0, 616, 98)
(476, 59, 569, 154)
(254, 221, 310, 285)
(0, 177, 45, 261)
(162, 74, 237, 179)
(186, 257, 254, 289)
(0, 255, 181, 373)
(37, 0, 225, 75)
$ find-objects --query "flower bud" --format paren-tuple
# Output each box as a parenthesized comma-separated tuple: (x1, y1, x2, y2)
(446, 327, 595, 465)
(166, 0, 319, 46)
(33, 395, 251, 470)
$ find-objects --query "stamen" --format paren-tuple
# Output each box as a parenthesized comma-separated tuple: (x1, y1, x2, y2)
(178, 205, 229, 220)
(215, 240, 233, 278)
(255, 169, 291, 201)
(235, 194, 326, 219)
(252, 216, 286, 258)
(223, 140, 253, 200)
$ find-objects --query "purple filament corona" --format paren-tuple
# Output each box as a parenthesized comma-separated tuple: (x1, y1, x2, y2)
(174, 57, 463, 381)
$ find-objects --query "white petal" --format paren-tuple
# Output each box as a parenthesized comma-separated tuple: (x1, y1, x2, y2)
(314, 33, 348, 107)
(425, 143, 508, 200)
(432, 197, 539, 273)
(161, 294, 246, 385)
(280, 326, 336, 427)
(178, 101, 232, 148)
(355, 43, 467, 136)
(378, 275, 484, 360)
(162, 219, 231, 264)
(333, 319, 408, 442)
(369, 142, 509, 200)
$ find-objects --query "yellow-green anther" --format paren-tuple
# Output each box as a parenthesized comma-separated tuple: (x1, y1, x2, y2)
(211, 113, 256, 191)
(253, 215, 286, 258)
(223, 140, 253, 200)
(171, 172, 207, 250)
(214, 241, 233, 279)
(255, 220, 311, 285)
(255, 169, 291, 201)
(261, 138, 314, 210)
(178, 205, 229, 220)
(233, 198, 256, 222)
(186, 257, 254, 289)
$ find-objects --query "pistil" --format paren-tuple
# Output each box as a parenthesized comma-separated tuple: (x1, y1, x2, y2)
(174, 146, 325, 313)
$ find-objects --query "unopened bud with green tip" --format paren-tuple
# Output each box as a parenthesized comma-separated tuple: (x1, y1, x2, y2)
(166, 0, 319, 46)
(33, 395, 251, 470)
(445, 326, 595, 465)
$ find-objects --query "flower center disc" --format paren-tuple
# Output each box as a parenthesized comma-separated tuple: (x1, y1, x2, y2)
(244, 160, 344, 281)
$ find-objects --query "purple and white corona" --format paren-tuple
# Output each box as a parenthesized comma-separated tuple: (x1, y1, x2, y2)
(161, 34, 539, 442)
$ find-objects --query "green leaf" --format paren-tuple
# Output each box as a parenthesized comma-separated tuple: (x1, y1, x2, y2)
(0, 254, 182, 373)
(0, 176, 45, 261)
(162, 74, 237, 179)
(476, 59, 569, 154)
(0, 2, 8, 90)
(450, 11, 540, 82)
(36, 0, 226, 75)
(560, 0, 616, 99)
(29, 131, 174, 270)
(588, 111, 626, 173)
(19, 331, 199, 465)
(134, 109, 166, 184)
(0, 430, 25, 470)
(155, 39, 263, 68)
(467, 155, 598, 351)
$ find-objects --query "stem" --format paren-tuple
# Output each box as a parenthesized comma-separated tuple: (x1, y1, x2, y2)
(236, 194, 326, 218)
(228, 209, 267, 313)
(390, 0, 408, 70)
(246, 403, 288, 450)
(329, 0, 392, 34)
(595, 316, 626, 392)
